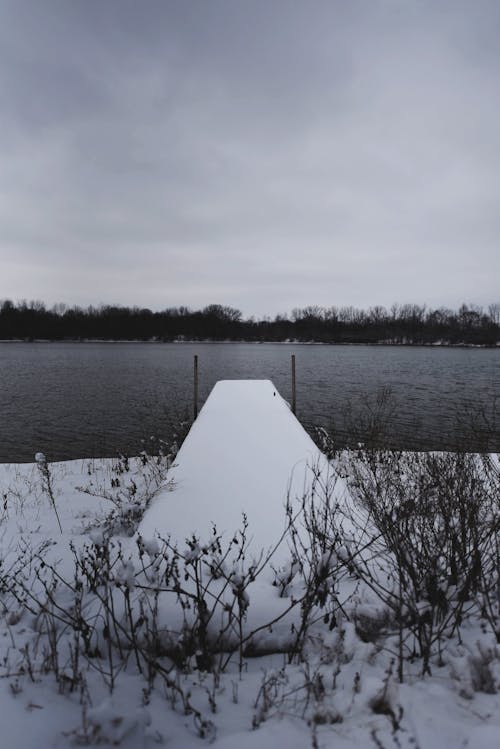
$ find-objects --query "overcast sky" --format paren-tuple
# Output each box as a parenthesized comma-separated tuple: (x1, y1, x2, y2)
(0, 0, 499, 317)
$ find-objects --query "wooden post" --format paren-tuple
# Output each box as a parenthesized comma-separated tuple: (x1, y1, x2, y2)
(193, 354, 199, 420)
(291, 354, 296, 415)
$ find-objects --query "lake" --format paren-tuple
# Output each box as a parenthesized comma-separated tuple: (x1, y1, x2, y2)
(0, 341, 498, 462)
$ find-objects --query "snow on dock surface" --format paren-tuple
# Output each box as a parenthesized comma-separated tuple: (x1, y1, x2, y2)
(140, 379, 325, 553)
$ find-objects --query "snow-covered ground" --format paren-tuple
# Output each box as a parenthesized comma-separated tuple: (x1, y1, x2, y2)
(0, 381, 498, 748)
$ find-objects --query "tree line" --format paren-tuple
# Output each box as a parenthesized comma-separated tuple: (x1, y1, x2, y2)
(0, 299, 499, 345)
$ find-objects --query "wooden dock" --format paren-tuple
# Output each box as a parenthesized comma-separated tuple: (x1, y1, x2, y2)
(139, 380, 328, 556)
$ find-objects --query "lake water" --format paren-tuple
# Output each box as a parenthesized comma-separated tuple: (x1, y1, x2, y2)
(0, 342, 498, 462)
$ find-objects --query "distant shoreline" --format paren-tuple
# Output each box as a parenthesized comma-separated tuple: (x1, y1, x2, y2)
(0, 338, 498, 348)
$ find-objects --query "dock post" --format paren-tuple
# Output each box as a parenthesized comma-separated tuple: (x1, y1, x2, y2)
(291, 354, 296, 414)
(193, 354, 199, 420)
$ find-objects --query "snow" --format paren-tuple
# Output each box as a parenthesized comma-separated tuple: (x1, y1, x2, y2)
(140, 379, 328, 557)
(0, 379, 498, 748)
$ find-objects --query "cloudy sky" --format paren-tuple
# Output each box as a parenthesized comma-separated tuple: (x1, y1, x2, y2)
(0, 0, 499, 317)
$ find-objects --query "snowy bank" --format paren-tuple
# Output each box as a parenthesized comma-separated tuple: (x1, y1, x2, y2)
(0, 384, 499, 749)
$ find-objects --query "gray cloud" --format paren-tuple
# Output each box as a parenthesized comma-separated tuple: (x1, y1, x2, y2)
(0, 0, 499, 316)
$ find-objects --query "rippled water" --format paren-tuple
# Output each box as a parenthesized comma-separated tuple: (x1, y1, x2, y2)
(0, 342, 498, 461)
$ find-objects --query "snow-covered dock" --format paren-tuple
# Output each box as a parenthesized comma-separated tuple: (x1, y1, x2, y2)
(140, 379, 325, 553)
